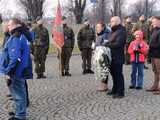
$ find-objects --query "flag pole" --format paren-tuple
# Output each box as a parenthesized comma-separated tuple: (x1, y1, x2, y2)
(52, 0, 64, 77)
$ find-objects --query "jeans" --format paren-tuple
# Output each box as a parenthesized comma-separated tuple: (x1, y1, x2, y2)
(131, 62, 144, 88)
(9, 77, 27, 119)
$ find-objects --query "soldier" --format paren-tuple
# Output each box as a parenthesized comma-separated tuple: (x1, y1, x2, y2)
(77, 19, 95, 74)
(61, 16, 75, 76)
(32, 18, 49, 79)
(124, 17, 134, 65)
(133, 15, 150, 43)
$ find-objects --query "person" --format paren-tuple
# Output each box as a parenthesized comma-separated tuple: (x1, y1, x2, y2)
(104, 16, 126, 99)
(92, 22, 111, 91)
(146, 16, 160, 95)
(77, 19, 95, 74)
(124, 17, 134, 65)
(128, 30, 149, 90)
(132, 15, 150, 69)
(1, 22, 14, 100)
(32, 18, 49, 79)
(0, 18, 32, 120)
(60, 16, 75, 76)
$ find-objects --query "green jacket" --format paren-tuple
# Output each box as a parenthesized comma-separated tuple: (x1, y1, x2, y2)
(77, 25, 95, 50)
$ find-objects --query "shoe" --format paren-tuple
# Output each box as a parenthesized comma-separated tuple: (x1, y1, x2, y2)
(9, 98, 14, 101)
(82, 70, 87, 75)
(136, 87, 143, 90)
(8, 112, 15, 116)
(112, 94, 124, 99)
(41, 75, 47, 79)
(6, 94, 12, 98)
(129, 86, 136, 89)
(61, 72, 65, 76)
(65, 72, 71, 76)
(144, 65, 149, 69)
(87, 69, 94, 74)
(146, 88, 159, 92)
(8, 116, 26, 120)
(107, 91, 116, 96)
(36, 75, 41, 79)
(153, 91, 160, 95)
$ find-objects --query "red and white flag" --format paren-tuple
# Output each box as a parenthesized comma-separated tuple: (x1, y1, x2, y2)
(52, 0, 64, 49)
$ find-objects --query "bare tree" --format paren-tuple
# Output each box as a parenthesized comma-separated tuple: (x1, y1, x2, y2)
(17, 0, 46, 21)
(131, 0, 158, 20)
(64, 0, 87, 24)
(111, 0, 125, 18)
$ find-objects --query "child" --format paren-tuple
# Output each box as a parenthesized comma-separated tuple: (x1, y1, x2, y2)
(128, 30, 149, 90)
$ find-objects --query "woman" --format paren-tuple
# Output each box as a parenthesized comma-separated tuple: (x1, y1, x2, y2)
(92, 22, 111, 91)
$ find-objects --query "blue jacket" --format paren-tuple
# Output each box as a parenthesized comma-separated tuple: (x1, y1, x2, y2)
(0, 31, 33, 79)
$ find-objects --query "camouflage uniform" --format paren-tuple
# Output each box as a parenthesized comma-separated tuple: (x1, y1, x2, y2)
(124, 22, 133, 64)
(61, 24, 75, 76)
(77, 25, 95, 74)
(32, 24, 49, 78)
(133, 21, 150, 43)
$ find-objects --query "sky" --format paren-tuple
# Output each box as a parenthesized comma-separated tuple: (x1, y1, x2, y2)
(0, 0, 157, 18)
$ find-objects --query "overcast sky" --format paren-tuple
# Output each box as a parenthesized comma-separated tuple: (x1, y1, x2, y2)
(0, 0, 156, 18)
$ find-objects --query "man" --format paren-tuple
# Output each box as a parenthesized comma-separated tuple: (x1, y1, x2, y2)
(124, 17, 133, 65)
(147, 16, 160, 95)
(32, 18, 49, 79)
(77, 19, 95, 74)
(0, 18, 32, 120)
(104, 16, 126, 99)
(61, 16, 75, 76)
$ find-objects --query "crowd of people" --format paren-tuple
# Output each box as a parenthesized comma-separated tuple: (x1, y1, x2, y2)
(0, 15, 160, 120)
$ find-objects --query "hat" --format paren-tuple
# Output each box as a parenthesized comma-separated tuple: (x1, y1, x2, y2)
(134, 30, 144, 38)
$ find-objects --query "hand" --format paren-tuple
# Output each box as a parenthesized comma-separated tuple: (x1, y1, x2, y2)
(5, 75, 10, 80)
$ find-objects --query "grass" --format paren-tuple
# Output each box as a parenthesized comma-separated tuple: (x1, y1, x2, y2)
(48, 44, 80, 54)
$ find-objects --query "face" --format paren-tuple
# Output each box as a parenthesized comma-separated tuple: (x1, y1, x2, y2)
(139, 15, 145, 21)
(96, 24, 103, 34)
(62, 20, 67, 25)
(135, 34, 141, 41)
(110, 18, 117, 27)
(8, 20, 17, 32)
(2, 22, 9, 33)
(151, 18, 160, 28)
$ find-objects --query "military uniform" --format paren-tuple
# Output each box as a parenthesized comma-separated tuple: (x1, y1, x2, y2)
(124, 22, 133, 64)
(32, 24, 49, 78)
(77, 25, 95, 74)
(133, 21, 150, 43)
(61, 24, 75, 76)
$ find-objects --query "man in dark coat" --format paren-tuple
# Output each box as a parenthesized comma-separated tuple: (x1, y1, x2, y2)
(61, 17, 75, 76)
(147, 16, 160, 95)
(77, 19, 95, 74)
(104, 16, 126, 99)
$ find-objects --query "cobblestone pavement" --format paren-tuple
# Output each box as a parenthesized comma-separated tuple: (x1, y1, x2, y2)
(0, 55, 160, 120)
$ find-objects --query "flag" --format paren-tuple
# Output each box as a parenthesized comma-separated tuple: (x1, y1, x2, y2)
(90, 0, 97, 3)
(52, 0, 64, 49)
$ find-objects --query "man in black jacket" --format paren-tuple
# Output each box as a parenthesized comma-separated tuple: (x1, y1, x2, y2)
(104, 16, 126, 99)
(147, 16, 160, 95)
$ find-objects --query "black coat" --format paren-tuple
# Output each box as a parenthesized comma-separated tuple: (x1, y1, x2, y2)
(149, 27, 160, 58)
(104, 25, 126, 64)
